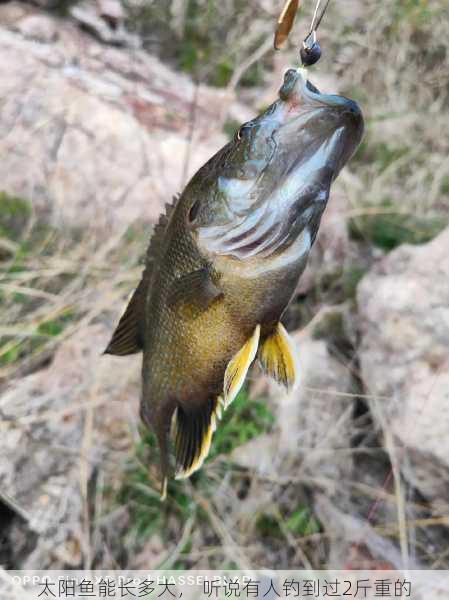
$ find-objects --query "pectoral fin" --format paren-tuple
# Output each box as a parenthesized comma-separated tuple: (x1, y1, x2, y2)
(223, 325, 260, 409)
(258, 323, 298, 390)
(174, 397, 222, 479)
(167, 268, 222, 316)
(104, 278, 147, 355)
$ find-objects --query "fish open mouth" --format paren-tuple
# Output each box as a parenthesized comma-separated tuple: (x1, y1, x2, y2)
(281, 67, 363, 134)
(275, 67, 364, 178)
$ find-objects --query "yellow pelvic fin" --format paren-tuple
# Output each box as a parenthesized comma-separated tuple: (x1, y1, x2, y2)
(258, 323, 298, 390)
(174, 397, 222, 480)
(223, 325, 260, 409)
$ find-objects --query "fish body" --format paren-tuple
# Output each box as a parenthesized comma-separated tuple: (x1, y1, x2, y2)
(106, 68, 364, 496)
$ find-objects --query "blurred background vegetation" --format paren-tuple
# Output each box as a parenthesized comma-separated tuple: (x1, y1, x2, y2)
(0, 0, 448, 573)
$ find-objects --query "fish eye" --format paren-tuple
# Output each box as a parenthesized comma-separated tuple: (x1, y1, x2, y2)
(236, 123, 253, 141)
(188, 199, 200, 223)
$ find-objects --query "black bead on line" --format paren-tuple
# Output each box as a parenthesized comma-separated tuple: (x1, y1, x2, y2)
(300, 40, 322, 66)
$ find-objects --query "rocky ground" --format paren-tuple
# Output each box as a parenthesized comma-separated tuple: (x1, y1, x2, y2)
(0, 0, 448, 572)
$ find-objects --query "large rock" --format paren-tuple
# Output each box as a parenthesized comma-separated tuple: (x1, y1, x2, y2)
(357, 228, 449, 507)
(12, 13, 58, 42)
(0, 4, 251, 235)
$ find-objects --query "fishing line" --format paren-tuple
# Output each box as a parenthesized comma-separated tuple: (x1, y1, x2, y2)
(308, 0, 332, 37)
(309, 0, 322, 35)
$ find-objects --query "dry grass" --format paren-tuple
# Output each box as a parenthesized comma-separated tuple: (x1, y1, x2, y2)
(1, 0, 448, 571)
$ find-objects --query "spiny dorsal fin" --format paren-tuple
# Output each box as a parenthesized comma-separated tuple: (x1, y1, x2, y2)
(144, 196, 179, 266)
(223, 325, 260, 409)
(174, 396, 222, 479)
(258, 322, 299, 390)
(104, 196, 180, 357)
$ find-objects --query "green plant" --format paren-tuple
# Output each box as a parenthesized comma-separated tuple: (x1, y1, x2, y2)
(255, 505, 321, 540)
(0, 192, 32, 241)
(223, 118, 241, 140)
(348, 205, 446, 251)
(352, 139, 410, 173)
(255, 513, 282, 538)
(119, 389, 274, 542)
(210, 389, 275, 459)
(285, 506, 321, 536)
(124, 0, 268, 87)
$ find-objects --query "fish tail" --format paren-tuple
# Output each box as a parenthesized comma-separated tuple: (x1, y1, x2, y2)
(174, 396, 222, 480)
(258, 322, 299, 390)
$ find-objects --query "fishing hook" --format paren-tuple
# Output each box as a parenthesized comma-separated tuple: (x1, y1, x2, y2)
(300, 0, 332, 67)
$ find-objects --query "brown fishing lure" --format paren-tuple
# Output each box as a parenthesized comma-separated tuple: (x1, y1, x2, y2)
(105, 68, 364, 498)
(274, 0, 300, 50)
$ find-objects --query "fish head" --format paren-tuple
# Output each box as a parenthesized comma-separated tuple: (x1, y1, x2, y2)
(188, 68, 364, 258)
(269, 67, 364, 187)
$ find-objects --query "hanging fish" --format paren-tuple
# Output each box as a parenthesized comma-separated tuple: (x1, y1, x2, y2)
(105, 68, 364, 498)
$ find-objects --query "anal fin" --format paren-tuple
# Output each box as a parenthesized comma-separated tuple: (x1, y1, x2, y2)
(174, 397, 222, 479)
(223, 325, 260, 409)
(258, 322, 298, 390)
